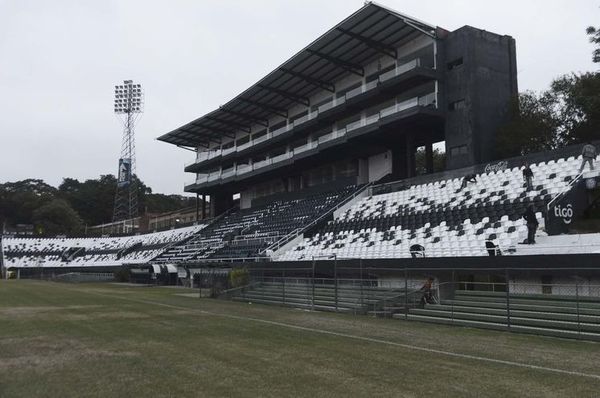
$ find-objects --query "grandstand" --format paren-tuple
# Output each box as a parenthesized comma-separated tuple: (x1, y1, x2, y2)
(2, 2, 600, 341)
(278, 152, 600, 260)
(1, 223, 206, 270)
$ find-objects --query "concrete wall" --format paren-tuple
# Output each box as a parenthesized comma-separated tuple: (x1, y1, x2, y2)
(368, 151, 393, 182)
(443, 26, 517, 170)
(510, 276, 600, 297)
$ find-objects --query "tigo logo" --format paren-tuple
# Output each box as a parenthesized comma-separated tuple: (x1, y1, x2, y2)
(554, 204, 573, 224)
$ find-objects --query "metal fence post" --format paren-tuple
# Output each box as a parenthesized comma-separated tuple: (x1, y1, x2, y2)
(360, 258, 364, 310)
(576, 280, 581, 338)
(311, 259, 316, 311)
(334, 257, 338, 313)
(199, 268, 202, 299)
(261, 268, 265, 302)
(282, 268, 286, 306)
(505, 268, 511, 331)
(451, 270, 456, 324)
(404, 266, 408, 320)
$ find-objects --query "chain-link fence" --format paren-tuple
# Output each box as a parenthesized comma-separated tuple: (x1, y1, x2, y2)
(202, 262, 600, 340)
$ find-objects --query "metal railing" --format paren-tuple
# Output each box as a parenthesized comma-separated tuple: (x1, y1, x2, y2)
(185, 58, 434, 173)
(262, 183, 374, 255)
(151, 206, 238, 263)
(547, 171, 584, 210)
(208, 267, 600, 340)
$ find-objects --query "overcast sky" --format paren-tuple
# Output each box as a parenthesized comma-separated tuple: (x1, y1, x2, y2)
(0, 0, 598, 196)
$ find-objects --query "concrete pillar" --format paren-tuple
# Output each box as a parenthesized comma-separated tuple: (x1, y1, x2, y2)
(406, 133, 416, 178)
(426, 142, 434, 174)
(392, 144, 407, 180)
(211, 192, 234, 216)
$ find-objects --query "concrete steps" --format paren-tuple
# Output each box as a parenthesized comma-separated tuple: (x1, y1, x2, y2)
(230, 282, 406, 313)
(404, 290, 600, 341)
(403, 314, 600, 341)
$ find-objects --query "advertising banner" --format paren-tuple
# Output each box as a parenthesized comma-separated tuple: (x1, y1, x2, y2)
(117, 158, 132, 187)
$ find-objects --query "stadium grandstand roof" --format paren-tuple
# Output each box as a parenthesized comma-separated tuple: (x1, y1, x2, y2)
(158, 1, 438, 148)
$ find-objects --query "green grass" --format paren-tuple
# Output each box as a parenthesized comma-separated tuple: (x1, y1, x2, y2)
(1, 280, 600, 397)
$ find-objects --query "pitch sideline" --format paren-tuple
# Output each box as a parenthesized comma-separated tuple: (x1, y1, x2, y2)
(70, 285, 600, 381)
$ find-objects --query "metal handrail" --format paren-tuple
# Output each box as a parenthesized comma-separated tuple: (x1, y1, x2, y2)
(547, 171, 584, 210)
(152, 206, 238, 263)
(261, 183, 374, 255)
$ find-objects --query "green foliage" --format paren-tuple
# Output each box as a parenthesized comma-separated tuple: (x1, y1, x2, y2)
(145, 193, 196, 214)
(0, 179, 57, 228)
(1, 175, 194, 234)
(229, 267, 250, 288)
(58, 175, 117, 226)
(587, 25, 600, 63)
(114, 268, 130, 283)
(496, 74, 600, 159)
(549, 72, 600, 144)
(32, 199, 83, 235)
(415, 148, 446, 175)
(494, 24, 600, 158)
(495, 92, 560, 158)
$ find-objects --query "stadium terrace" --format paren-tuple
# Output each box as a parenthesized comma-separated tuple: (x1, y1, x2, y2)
(2, 2, 600, 342)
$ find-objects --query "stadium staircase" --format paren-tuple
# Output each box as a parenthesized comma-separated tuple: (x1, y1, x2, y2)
(399, 290, 600, 341)
(152, 184, 366, 263)
(227, 280, 410, 314)
(151, 208, 236, 263)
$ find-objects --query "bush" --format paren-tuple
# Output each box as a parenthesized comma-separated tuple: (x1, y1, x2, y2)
(229, 267, 249, 288)
(114, 268, 130, 283)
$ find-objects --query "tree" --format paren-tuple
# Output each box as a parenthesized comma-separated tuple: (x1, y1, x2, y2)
(0, 179, 57, 227)
(415, 148, 446, 175)
(587, 25, 600, 63)
(58, 175, 117, 226)
(32, 199, 83, 235)
(495, 92, 559, 159)
(549, 72, 600, 144)
(144, 193, 196, 214)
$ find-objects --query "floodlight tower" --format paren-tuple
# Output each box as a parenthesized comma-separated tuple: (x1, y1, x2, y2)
(112, 80, 144, 224)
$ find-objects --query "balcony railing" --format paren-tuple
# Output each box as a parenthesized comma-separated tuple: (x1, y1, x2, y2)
(186, 92, 437, 189)
(292, 111, 317, 127)
(236, 141, 252, 152)
(237, 164, 252, 175)
(318, 96, 345, 113)
(222, 146, 235, 156)
(379, 58, 421, 82)
(271, 124, 290, 138)
(186, 58, 434, 171)
(292, 142, 311, 155)
(207, 172, 221, 182)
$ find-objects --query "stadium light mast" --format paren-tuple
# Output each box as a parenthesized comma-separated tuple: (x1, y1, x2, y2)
(112, 80, 144, 225)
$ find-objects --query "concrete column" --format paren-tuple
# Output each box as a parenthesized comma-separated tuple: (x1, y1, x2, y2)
(426, 142, 434, 174)
(392, 145, 407, 180)
(406, 133, 416, 178)
(201, 195, 207, 219)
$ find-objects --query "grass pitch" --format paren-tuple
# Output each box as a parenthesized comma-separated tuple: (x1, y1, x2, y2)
(1, 280, 600, 397)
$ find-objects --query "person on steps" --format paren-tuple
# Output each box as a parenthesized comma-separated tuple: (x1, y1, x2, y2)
(522, 205, 539, 244)
(580, 142, 597, 173)
(420, 277, 436, 306)
(522, 162, 534, 191)
(457, 173, 477, 192)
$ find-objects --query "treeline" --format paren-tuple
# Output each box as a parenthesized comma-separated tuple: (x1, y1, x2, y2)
(0, 175, 195, 235)
(495, 24, 600, 158)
